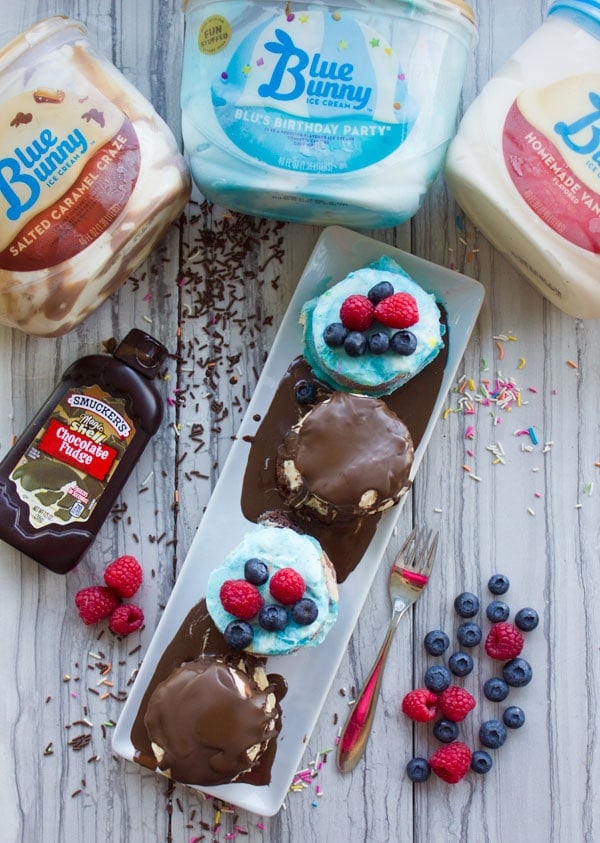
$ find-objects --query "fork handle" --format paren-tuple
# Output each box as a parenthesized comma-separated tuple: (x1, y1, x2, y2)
(336, 607, 406, 773)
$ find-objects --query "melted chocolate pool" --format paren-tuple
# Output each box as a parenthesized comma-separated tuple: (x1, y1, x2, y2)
(241, 315, 448, 583)
(131, 310, 447, 786)
(131, 601, 287, 786)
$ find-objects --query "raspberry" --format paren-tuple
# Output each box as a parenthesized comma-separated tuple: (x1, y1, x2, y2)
(339, 294, 375, 331)
(104, 554, 143, 598)
(75, 586, 120, 625)
(269, 568, 305, 604)
(437, 685, 476, 722)
(220, 579, 264, 619)
(429, 742, 472, 783)
(401, 688, 439, 723)
(484, 621, 524, 660)
(109, 603, 144, 635)
(374, 292, 419, 328)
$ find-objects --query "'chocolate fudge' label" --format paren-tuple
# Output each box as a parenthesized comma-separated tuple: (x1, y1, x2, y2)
(10, 385, 135, 528)
(0, 90, 141, 271)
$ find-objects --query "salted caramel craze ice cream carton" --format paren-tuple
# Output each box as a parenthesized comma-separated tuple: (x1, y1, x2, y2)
(0, 17, 191, 336)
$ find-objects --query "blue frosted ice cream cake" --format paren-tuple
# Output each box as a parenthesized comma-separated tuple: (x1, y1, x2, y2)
(301, 256, 444, 397)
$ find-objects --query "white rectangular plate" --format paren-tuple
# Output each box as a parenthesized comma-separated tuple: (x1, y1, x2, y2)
(113, 225, 484, 816)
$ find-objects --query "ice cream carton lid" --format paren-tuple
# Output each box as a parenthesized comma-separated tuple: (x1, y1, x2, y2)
(435, 0, 476, 26)
(182, 0, 476, 27)
(0, 16, 87, 75)
(549, 0, 600, 28)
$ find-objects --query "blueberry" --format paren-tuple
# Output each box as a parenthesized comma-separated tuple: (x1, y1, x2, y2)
(454, 592, 480, 618)
(486, 600, 510, 623)
(258, 604, 288, 631)
(502, 657, 533, 687)
(448, 651, 474, 677)
(291, 598, 318, 625)
(367, 280, 394, 305)
(456, 621, 482, 648)
(515, 607, 539, 631)
(483, 677, 510, 702)
(323, 322, 348, 347)
(424, 629, 450, 656)
(406, 757, 431, 782)
(424, 664, 452, 693)
(343, 331, 367, 357)
(488, 573, 510, 595)
(367, 331, 390, 355)
(223, 620, 253, 649)
(479, 719, 507, 749)
(471, 750, 494, 774)
(244, 557, 269, 585)
(390, 329, 417, 355)
(433, 719, 459, 743)
(294, 379, 317, 405)
(503, 705, 526, 729)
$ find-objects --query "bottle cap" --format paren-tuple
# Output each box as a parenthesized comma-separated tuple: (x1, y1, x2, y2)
(113, 329, 168, 378)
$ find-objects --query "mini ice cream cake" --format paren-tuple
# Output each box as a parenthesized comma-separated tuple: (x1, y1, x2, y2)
(144, 656, 281, 786)
(301, 256, 444, 397)
(206, 520, 338, 656)
(276, 391, 414, 524)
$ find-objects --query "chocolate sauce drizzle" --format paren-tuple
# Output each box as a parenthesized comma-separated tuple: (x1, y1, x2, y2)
(241, 318, 448, 583)
(131, 309, 447, 786)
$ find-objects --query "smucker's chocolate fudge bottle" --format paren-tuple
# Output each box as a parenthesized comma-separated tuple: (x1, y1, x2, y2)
(0, 329, 167, 574)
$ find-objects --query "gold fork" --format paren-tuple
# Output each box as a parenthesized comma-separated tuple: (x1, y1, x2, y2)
(336, 527, 439, 773)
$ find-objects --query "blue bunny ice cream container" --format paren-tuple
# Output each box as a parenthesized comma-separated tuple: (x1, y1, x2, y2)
(181, 0, 476, 227)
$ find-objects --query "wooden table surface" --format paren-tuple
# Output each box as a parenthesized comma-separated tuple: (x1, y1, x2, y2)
(2, 2, 599, 841)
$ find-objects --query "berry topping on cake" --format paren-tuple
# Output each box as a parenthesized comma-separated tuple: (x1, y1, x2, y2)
(343, 331, 367, 357)
(367, 280, 395, 304)
(291, 597, 319, 625)
(374, 292, 419, 328)
(401, 688, 439, 722)
(437, 686, 476, 722)
(429, 742, 472, 783)
(109, 603, 144, 635)
(269, 568, 305, 604)
(206, 524, 338, 655)
(389, 329, 417, 355)
(340, 294, 374, 331)
(484, 621, 524, 660)
(323, 322, 348, 347)
(220, 579, 264, 619)
(301, 256, 444, 397)
(258, 604, 288, 631)
(104, 554, 143, 598)
(75, 585, 121, 625)
(294, 378, 318, 405)
(244, 557, 269, 585)
(367, 331, 390, 355)
(223, 619, 254, 649)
